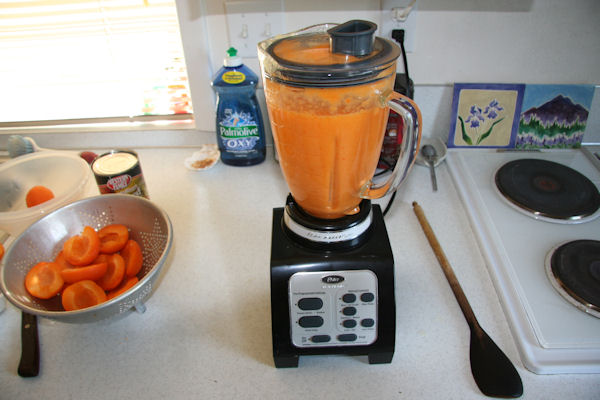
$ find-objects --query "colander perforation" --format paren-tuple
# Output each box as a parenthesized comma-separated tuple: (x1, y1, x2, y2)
(139, 217, 168, 272)
(15, 237, 46, 275)
(78, 206, 115, 229)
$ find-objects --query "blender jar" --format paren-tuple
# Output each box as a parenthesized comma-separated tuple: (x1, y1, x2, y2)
(259, 20, 422, 219)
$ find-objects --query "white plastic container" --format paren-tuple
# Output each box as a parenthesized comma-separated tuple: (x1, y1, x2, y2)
(0, 151, 98, 235)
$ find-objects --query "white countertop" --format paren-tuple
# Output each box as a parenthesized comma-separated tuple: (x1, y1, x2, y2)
(1, 147, 598, 399)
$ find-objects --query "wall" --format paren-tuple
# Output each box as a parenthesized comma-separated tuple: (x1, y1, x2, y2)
(178, 0, 600, 142)
(194, 0, 600, 83)
(2, 0, 598, 151)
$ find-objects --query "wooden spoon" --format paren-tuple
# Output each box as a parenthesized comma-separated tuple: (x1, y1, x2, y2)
(413, 202, 523, 398)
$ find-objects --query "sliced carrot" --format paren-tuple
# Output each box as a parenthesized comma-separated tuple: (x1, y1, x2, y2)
(63, 226, 100, 266)
(94, 253, 125, 291)
(25, 261, 64, 299)
(54, 250, 77, 272)
(0, 242, 4, 261)
(26, 185, 55, 207)
(107, 276, 138, 300)
(61, 280, 107, 311)
(120, 239, 143, 277)
(53, 251, 78, 295)
(61, 262, 107, 284)
(98, 224, 129, 254)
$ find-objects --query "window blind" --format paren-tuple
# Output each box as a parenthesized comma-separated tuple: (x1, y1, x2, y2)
(0, 0, 192, 124)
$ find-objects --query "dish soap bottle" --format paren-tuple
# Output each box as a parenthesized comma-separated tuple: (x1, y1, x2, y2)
(211, 47, 266, 166)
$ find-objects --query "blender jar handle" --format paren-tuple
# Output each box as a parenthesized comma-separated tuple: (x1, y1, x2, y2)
(361, 92, 422, 200)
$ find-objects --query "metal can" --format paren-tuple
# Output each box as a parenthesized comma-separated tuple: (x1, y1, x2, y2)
(91, 150, 149, 198)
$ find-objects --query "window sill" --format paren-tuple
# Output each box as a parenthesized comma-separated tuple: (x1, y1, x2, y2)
(0, 115, 218, 150)
(0, 114, 195, 134)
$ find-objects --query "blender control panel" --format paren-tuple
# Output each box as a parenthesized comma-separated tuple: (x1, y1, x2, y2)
(289, 270, 378, 348)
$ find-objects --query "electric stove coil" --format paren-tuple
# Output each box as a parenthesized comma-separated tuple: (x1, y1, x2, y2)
(545, 240, 600, 318)
(494, 158, 600, 223)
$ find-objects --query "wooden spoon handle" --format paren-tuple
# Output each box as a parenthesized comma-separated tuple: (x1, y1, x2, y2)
(412, 202, 479, 329)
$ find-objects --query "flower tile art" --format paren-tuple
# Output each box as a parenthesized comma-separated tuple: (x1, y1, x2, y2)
(448, 83, 525, 148)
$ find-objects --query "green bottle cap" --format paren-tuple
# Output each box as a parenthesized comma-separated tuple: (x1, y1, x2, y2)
(227, 47, 238, 57)
(224, 47, 242, 67)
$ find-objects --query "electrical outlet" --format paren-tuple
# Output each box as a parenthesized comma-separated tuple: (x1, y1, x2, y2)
(380, 0, 417, 53)
(225, 1, 284, 58)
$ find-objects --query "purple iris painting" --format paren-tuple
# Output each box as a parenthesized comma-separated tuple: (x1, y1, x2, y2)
(458, 99, 506, 145)
(448, 83, 524, 148)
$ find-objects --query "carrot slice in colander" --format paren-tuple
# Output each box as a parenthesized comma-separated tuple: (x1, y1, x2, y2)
(25, 262, 64, 299)
(107, 276, 138, 300)
(54, 250, 77, 272)
(61, 262, 107, 284)
(63, 226, 100, 266)
(98, 224, 129, 254)
(94, 253, 125, 291)
(120, 239, 143, 277)
(61, 280, 107, 311)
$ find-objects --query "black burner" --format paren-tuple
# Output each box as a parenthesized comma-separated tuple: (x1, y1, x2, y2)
(549, 240, 600, 316)
(495, 159, 600, 221)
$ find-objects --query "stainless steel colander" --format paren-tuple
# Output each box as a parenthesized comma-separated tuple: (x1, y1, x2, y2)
(0, 194, 173, 323)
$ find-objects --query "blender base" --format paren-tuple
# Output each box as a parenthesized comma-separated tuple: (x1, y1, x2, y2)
(270, 204, 396, 368)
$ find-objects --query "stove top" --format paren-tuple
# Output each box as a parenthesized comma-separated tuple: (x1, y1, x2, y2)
(545, 240, 600, 319)
(494, 158, 600, 223)
(447, 148, 600, 374)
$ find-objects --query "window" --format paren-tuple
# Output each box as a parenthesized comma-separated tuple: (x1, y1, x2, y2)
(0, 0, 193, 128)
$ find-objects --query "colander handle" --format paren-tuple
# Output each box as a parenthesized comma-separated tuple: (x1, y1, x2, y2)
(361, 92, 422, 200)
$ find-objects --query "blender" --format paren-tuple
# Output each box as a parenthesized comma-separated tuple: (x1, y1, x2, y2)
(258, 20, 422, 367)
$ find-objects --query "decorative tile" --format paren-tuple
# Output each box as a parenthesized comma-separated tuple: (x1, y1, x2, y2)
(516, 84, 595, 149)
(448, 83, 525, 148)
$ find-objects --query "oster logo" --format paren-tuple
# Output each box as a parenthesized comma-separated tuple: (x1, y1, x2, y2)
(321, 275, 344, 284)
(107, 174, 131, 191)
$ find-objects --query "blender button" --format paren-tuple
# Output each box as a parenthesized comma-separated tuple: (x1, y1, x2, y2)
(338, 334, 357, 342)
(311, 335, 331, 343)
(342, 307, 357, 316)
(298, 297, 323, 310)
(298, 315, 324, 328)
(342, 293, 356, 303)
(361, 318, 375, 328)
(342, 319, 357, 328)
(360, 292, 375, 302)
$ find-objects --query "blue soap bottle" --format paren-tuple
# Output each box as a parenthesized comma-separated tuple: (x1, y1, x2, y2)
(211, 47, 266, 166)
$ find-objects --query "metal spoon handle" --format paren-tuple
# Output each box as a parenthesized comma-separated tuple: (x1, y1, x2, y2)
(427, 161, 438, 192)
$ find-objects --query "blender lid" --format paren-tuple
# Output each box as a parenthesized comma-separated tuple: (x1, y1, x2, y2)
(260, 20, 400, 87)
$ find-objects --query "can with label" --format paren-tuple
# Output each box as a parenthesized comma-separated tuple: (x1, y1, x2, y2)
(91, 150, 149, 198)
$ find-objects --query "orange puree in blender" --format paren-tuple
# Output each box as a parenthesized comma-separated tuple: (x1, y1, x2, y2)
(271, 36, 362, 65)
(264, 75, 394, 219)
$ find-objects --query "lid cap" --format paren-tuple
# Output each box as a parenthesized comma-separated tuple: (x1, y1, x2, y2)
(327, 20, 377, 56)
(224, 47, 242, 67)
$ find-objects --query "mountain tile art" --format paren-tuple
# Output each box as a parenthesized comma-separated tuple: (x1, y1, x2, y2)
(516, 85, 595, 149)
